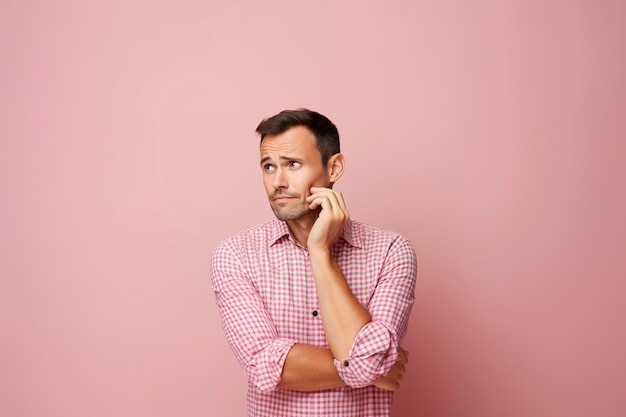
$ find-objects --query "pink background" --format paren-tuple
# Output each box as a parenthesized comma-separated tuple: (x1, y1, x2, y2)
(1, 1, 625, 416)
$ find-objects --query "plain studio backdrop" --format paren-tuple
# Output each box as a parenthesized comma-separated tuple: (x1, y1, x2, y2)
(1, 1, 625, 416)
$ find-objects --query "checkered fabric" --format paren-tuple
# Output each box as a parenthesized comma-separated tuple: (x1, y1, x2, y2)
(211, 219, 417, 417)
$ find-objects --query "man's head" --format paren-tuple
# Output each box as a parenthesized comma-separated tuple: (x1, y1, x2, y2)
(257, 109, 345, 222)
(256, 108, 340, 167)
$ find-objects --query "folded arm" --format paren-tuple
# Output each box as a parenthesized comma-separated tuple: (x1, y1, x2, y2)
(278, 343, 409, 392)
(211, 230, 416, 392)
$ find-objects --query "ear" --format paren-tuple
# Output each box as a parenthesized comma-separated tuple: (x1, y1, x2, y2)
(327, 153, 345, 185)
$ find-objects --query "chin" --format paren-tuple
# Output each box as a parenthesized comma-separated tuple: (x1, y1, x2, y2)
(272, 207, 311, 222)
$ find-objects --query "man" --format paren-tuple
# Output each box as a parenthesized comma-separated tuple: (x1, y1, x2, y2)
(211, 109, 417, 416)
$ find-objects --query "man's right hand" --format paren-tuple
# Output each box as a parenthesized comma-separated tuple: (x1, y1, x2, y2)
(372, 347, 409, 391)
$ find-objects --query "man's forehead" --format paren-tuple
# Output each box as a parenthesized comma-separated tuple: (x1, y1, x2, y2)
(259, 127, 318, 157)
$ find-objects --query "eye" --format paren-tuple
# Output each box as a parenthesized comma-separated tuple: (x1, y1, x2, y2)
(289, 161, 302, 168)
(263, 163, 276, 173)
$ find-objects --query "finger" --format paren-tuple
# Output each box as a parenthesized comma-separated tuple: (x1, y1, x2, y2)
(306, 189, 334, 207)
(308, 195, 338, 215)
(308, 196, 328, 211)
(308, 192, 344, 217)
(395, 361, 406, 372)
(309, 186, 331, 193)
(324, 191, 344, 215)
(308, 187, 340, 201)
(325, 189, 349, 218)
(334, 196, 349, 222)
(399, 348, 409, 362)
(307, 187, 333, 201)
(333, 190, 349, 214)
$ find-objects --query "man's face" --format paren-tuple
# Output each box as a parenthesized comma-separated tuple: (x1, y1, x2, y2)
(260, 126, 331, 222)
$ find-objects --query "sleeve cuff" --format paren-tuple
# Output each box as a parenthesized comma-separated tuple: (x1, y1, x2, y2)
(249, 338, 297, 392)
(334, 322, 398, 388)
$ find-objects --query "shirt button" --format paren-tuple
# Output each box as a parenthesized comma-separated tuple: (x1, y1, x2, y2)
(343, 360, 349, 367)
(312, 310, 318, 317)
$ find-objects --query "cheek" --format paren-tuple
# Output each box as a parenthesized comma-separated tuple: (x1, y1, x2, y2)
(294, 175, 317, 191)
(309, 172, 331, 188)
(299, 175, 328, 195)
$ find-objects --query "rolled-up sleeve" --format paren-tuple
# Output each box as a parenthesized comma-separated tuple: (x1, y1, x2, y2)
(211, 240, 297, 392)
(334, 237, 417, 387)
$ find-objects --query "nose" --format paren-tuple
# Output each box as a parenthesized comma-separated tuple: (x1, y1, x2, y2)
(271, 167, 288, 190)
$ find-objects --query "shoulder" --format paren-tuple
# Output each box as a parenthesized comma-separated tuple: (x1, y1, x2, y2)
(350, 221, 417, 281)
(212, 219, 284, 257)
(211, 220, 282, 286)
(349, 220, 413, 248)
(349, 220, 417, 263)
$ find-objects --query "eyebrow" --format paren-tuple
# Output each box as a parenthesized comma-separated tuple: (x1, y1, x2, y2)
(260, 156, 301, 165)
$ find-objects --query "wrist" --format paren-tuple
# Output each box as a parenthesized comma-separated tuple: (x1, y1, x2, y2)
(308, 245, 332, 260)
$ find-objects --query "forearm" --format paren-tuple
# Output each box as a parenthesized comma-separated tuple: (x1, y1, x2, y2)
(309, 248, 372, 360)
(277, 343, 347, 391)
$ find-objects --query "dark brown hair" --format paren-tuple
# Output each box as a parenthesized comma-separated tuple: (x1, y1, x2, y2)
(256, 108, 340, 167)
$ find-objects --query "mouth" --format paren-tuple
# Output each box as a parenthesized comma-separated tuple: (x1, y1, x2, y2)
(273, 196, 295, 203)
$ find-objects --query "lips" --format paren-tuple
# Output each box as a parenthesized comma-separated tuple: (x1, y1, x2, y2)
(273, 196, 295, 203)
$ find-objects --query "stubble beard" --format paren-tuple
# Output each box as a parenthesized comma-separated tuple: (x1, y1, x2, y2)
(271, 201, 311, 221)
(269, 190, 313, 221)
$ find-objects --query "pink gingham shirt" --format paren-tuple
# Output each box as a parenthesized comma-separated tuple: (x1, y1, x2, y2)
(211, 219, 417, 417)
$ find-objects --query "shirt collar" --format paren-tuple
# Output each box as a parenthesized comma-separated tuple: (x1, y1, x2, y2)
(269, 219, 362, 248)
